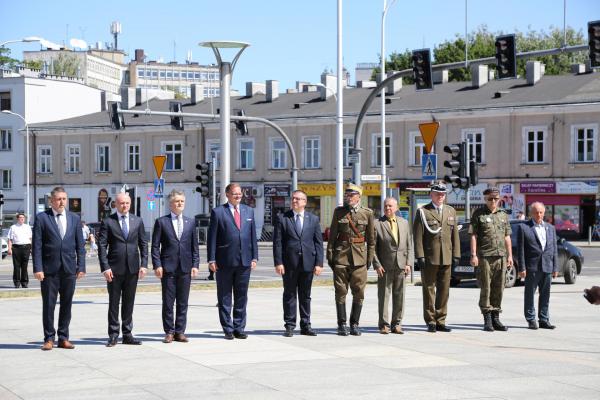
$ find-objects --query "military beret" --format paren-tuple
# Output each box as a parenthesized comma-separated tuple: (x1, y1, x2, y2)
(430, 181, 447, 193)
(345, 183, 363, 195)
(483, 187, 500, 196)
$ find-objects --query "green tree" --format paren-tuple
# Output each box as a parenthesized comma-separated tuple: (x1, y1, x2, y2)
(372, 49, 414, 84)
(0, 47, 19, 67)
(23, 59, 44, 70)
(50, 53, 80, 77)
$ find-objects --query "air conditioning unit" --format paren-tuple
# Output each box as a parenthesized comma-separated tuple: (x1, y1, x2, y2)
(251, 187, 262, 197)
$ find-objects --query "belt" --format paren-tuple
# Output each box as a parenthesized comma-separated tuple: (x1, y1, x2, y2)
(12, 244, 31, 247)
(337, 233, 365, 244)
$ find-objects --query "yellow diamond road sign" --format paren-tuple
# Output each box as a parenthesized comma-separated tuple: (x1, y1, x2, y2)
(418, 121, 440, 154)
(153, 155, 167, 178)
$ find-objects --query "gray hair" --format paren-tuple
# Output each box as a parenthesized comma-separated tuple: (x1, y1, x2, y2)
(383, 197, 398, 206)
(50, 186, 66, 198)
(168, 189, 186, 202)
(530, 201, 545, 213)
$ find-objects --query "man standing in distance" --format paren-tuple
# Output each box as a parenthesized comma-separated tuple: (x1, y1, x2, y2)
(32, 187, 86, 350)
(413, 182, 460, 333)
(327, 184, 375, 336)
(470, 187, 513, 332)
(273, 190, 323, 337)
(152, 189, 199, 343)
(99, 192, 148, 346)
(8, 212, 32, 288)
(518, 202, 559, 330)
(372, 197, 413, 335)
(207, 183, 258, 340)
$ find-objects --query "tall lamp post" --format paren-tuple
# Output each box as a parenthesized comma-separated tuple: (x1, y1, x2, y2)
(199, 41, 250, 202)
(380, 0, 397, 214)
(2, 110, 30, 223)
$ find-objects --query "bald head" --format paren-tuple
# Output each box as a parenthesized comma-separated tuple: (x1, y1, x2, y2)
(530, 202, 545, 224)
(115, 192, 131, 214)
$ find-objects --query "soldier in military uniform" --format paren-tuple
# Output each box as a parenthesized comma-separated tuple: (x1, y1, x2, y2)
(413, 182, 460, 333)
(469, 187, 513, 331)
(327, 184, 375, 336)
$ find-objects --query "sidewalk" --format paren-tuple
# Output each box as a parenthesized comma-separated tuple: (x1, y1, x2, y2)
(1, 275, 599, 399)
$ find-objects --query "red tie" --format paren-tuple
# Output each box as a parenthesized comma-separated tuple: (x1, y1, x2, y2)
(234, 207, 241, 230)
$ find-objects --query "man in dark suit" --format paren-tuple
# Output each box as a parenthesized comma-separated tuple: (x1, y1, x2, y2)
(32, 186, 86, 351)
(273, 190, 323, 337)
(518, 201, 559, 330)
(207, 183, 258, 340)
(99, 192, 148, 346)
(151, 189, 199, 343)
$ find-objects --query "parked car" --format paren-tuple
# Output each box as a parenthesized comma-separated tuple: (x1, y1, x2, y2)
(451, 220, 584, 288)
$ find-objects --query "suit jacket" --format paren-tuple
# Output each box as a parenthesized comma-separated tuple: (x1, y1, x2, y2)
(372, 215, 414, 272)
(32, 209, 86, 275)
(98, 213, 148, 274)
(413, 203, 460, 266)
(151, 214, 199, 273)
(273, 210, 324, 272)
(207, 203, 258, 267)
(517, 219, 559, 273)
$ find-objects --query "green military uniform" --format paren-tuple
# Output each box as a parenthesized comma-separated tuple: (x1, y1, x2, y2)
(469, 189, 512, 331)
(327, 184, 375, 336)
(413, 185, 460, 329)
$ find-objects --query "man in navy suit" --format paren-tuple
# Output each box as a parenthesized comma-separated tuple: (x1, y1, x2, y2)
(207, 183, 258, 340)
(152, 189, 199, 343)
(99, 192, 148, 346)
(273, 190, 323, 337)
(518, 202, 559, 330)
(32, 187, 86, 351)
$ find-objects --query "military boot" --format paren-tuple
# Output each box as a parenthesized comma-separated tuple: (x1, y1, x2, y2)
(483, 312, 494, 332)
(349, 303, 362, 336)
(336, 303, 349, 336)
(491, 311, 508, 331)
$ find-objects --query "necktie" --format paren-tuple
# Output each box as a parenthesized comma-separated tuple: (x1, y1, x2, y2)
(437, 207, 442, 216)
(389, 218, 398, 244)
(121, 215, 129, 239)
(234, 207, 241, 230)
(56, 214, 65, 239)
(177, 216, 182, 239)
(295, 214, 302, 235)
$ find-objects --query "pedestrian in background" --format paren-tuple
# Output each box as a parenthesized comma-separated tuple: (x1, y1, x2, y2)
(8, 212, 32, 288)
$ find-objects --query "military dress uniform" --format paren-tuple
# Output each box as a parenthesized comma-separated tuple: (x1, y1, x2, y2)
(413, 184, 460, 332)
(469, 188, 512, 331)
(327, 185, 375, 336)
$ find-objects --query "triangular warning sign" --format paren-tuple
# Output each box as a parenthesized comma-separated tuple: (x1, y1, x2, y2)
(153, 155, 167, 178)
(419, 122, 440, 154)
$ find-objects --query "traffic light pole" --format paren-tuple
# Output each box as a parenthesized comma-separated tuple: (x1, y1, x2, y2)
(464, 140, 471, 222)
(211, 157, 217, 210)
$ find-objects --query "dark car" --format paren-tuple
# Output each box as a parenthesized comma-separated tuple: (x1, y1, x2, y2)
(451, 220, 584, 288)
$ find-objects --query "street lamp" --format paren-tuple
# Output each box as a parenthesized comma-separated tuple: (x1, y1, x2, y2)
(199, 41, 250, 201)
(0, 36, 43, 48)
(1, 110, 30, 223)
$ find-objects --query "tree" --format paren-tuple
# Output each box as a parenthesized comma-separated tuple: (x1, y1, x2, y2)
(23, 59, 44, 70)
(50, 53, 80, 77)
(371, 49, 415, 84)
(0, 47, 19, 67)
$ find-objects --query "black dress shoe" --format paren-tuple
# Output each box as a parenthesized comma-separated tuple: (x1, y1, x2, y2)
(527, 320, 538, 330)
(106, 337, 118, 347)
(539, 321, 556, 329)
(436, 324, 452, 332)
(427, 323, 437, 333)
(224, 332, 234, 340)
(14, 283, 20, 289)
(283, 327, 294, 337)
(122, 336, 142, 345)
(300, 327, 317, 336)
(21, 283, 28, 288)
(233, 332, 248, 339)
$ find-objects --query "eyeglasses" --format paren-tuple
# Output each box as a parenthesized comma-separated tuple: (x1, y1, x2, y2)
(486, 198, 500, 202)
(291, 197, 306, 201)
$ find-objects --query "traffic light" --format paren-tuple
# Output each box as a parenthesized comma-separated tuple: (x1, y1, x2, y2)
(443, 142, 468, 189)
(109, 102, 125, 130)
(469, 158, 478, 186)
(234, 109, 248, 136)
(169, 101, 184, 130)
(411, 48, 433, 90)
(588, 20, 600, 68)
(0, 191, 4, 206)
(495, 34, 517, 79)
(195, 162, 211, 197)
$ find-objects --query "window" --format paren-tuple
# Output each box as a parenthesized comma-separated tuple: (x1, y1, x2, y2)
(238, 139, 254, 170)
(0, 169, 11, 189)
(522, 126, 546, 163)
(270, 138, 287, 169)
(0, 128, 11, 150)
(96, 143, 110, 173)
(38, 145, 52, 173)
(303, 136, 321, 169)
(462, 128, 485, 163)
(206, 140, 221, 169)
(571, 124, 598, 163)
(66, 144, 81, 173)
(342, 136, 354, 168)
(371, 133, 392, 167)
(0, 92, 11, 111)
(137, 68, 145, 77)
(409, 131, 425, 166)
(125, 142, 140, 171)
(162, 141, 183, 171)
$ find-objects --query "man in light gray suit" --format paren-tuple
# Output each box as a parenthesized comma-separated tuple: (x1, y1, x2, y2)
(517, 202, 559, 330)
(372, 197, 413, 334)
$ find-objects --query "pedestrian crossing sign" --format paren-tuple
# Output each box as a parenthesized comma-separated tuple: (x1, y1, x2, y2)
(422, 154, 437, 180)
(154, 178, 165, 198)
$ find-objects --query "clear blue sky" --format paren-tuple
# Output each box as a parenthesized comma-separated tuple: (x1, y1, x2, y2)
(2, 0, 597, 91)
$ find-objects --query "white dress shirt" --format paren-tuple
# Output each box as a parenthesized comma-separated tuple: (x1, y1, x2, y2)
(51, 209, 66, 237)
(171, 212, 183, 238)
(117, 212, 129, 232)
(533, 221, 547, 250)
(8, 223, 32, 245)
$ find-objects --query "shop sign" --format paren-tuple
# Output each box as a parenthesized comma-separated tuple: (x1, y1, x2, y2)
(299, 183, 336, 196)
(264, 185, 290, 197)
(556, 181, 598, 194)
(446, 183, 488, 204)
(519, 182, 556, 193)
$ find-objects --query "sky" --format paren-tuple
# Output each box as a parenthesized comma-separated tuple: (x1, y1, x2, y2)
(2, 0, 598, 91)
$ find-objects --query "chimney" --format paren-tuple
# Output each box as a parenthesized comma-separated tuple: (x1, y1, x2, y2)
(135, 88, 143, 106)
(320, 72, 337, 100)
(100, 90, 107, 111)
(191, 83, 204, 105)
(120, 87, 136, 109)
(526, 61, 541, 85)
(471, 64, 488, 88)
(266, 80, 279, 102)
(433, 70, 448, 84)
(134, 49, 144, 63)
(356, 80, 377, 88)
(386, 71, 401, 93)
(245, 82, 266, 97)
